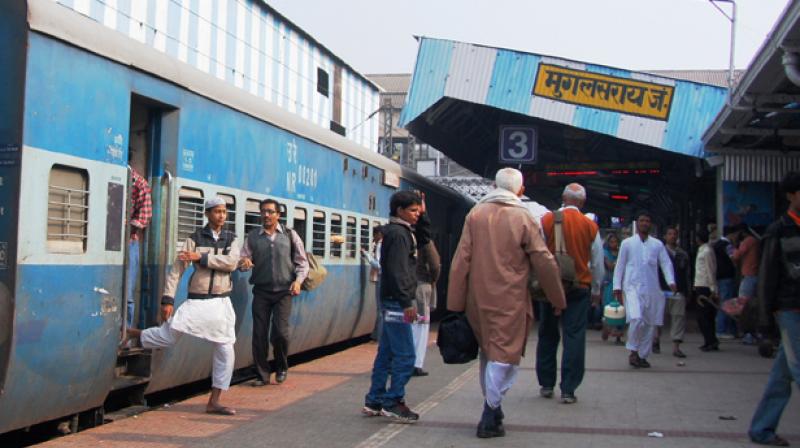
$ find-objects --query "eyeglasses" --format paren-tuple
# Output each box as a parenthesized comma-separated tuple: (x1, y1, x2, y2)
(262, 210, 279, 215)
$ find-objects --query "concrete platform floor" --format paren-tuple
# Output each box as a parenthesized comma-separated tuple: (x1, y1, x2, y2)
(39, 327, 799, 448)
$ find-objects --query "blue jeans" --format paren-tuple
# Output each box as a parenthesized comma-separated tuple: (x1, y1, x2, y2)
(716, 278, 737, 336)
(126, 240, 140, 328)
(536, 288, 591, 395)
(365, 300, 416, 408)
(739, 275, 757, 299)
(749, 311, 800, 443)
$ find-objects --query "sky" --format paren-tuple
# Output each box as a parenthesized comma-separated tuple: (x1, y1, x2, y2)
(267, 0, 790, 76)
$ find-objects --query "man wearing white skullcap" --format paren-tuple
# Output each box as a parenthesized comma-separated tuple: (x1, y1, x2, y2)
(124, 196, 241, 415)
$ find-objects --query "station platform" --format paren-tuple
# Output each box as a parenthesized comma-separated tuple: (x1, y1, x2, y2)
(38, 327, 798, 448)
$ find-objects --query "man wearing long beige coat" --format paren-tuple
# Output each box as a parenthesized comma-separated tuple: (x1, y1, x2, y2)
(448, 168, 567, 438)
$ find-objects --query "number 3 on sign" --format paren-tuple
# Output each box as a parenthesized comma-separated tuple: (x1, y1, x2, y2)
(499, 126, 537, 164)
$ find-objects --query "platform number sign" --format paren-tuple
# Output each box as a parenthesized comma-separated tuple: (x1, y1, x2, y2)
(499, 126, 537, 164)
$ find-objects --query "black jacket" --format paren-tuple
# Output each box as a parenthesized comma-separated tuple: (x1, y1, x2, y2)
(758, 213, 800, 325)
(380, 220, 417, 309)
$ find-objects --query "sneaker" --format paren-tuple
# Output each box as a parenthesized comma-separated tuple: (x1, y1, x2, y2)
(251, 379, 269, 387)
(362, 403, 382, 417)
(561, 394, 577, 404)
(381, 402, 419, 423)
(539, 387, 554, 398)
(718, 333, 735, 340)
(752, 435, 790, 446)
(412, 367, 429, 377)
(673, 349, 687, 358)
(742, 333, 756, 345)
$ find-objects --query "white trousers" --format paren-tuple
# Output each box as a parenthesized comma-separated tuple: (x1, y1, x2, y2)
(626, 318, 656, 359)
(479, 352, 519, 409)
(411, 322, 429, 368)
(141, 322, 235, 390)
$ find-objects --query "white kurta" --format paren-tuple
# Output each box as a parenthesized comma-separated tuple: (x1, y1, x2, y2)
(170, 296, 237, 344)
(612, 235, 675, 326)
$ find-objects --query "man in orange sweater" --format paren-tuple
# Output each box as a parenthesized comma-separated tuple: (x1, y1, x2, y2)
(536, 183, 604, 404)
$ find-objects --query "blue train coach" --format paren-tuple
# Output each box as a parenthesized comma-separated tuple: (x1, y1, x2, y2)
(0, 0, 471, 433)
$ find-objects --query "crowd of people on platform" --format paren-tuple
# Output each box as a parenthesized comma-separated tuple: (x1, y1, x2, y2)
(120, 166, 796, 447)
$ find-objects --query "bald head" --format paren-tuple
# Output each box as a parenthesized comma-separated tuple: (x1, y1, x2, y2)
(495, 168, 524, 196)
(562, 183, 586, 208)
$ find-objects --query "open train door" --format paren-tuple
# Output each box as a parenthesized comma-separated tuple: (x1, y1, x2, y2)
(112, 95, 179, 394)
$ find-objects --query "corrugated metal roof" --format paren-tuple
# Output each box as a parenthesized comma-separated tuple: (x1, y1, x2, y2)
(401, 37, 728, 158)
(366, 74, 411, 94)
(645, 69, 744, 88)
(723, 154, 800, 181)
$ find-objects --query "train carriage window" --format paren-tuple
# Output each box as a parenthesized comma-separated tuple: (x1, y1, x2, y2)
(330, 213, 343, 258)
(346, 217, 357, 259)
(47, 165, 89, 253)
(312, 210, 326, 257)
(218, 194, 236, 233)
(293, 207, 307, 246)
(176, 187, 204, 250)
(245, 199, 261, 235)
(278, 203, 287, 229)
(360, 218, 370, 251)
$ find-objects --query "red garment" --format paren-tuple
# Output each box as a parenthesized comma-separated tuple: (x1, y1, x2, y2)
(789, 210, 800, 227)
(129, 168, 152, 229)
(732, 235, 760, 277)
(541, 207, 599, 288)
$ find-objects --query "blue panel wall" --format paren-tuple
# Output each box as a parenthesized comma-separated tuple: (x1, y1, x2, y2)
(485, 49, 540, 115)
(663, 80, 728, 157)
(399, 39, 454, 127)
(24, 33, 130, 167)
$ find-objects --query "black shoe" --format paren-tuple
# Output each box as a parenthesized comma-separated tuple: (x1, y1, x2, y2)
(362, 402, 382, 417)
(561, 393, 577, 404)
(652, 340, 661, 354)
(539, 386, 554, 398)
(629, 353, 641, 368)
(476, 402, 506, 438)
(752, 435, 790, 446)
(412, 367, 429, 377)
(638, 358, 651, 368)
(251, 378, 269, 387)
(673, 349, 687, 358)
(276, 371, 288, 383)
(381, 402, 419, 423)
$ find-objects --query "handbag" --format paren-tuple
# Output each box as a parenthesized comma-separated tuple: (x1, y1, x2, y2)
(437, 313, 479, 364)
(287, 227, 328, 291)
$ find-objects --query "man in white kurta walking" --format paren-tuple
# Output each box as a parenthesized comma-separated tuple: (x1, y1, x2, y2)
(125, 197, 240, 415)
(613, 211, 676, 368)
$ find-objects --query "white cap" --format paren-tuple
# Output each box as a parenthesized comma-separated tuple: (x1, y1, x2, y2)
(204, 196, 226, 210)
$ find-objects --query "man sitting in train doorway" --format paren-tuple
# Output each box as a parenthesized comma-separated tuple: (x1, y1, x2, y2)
(124, 197, 240, 415)
(239, 198, 309, 386)
(363, 191, 423, 423)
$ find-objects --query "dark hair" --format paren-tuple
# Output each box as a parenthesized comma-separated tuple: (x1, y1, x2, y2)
(664, 225, 678, 234)
(260, 198, 280, 211)
(781, 171, 800, 195)
(696, 228, 710, 244)
(635, 210, 652, 221)
(389, 191, 422, 217)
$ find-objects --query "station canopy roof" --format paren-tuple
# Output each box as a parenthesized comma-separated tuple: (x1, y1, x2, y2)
(703, 0, 800, 183)
(399, 37, 729, 217)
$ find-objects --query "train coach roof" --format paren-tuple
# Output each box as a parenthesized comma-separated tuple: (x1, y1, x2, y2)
(25, 0, 463, 203)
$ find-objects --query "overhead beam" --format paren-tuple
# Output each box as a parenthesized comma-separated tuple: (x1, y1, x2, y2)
(718, 128, 800, 136)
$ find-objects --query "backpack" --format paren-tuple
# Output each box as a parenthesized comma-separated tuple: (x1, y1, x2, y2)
(286, 227, 328, 291)
(530, 210, 579, 300)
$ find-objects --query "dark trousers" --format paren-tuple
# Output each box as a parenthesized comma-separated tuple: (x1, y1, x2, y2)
(536, 288, 590, 395)
(695, 287, 719, 347)
(252, 290, 292, 381)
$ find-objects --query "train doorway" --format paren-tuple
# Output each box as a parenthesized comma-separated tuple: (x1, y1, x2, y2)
(124, 97, 156, 333)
